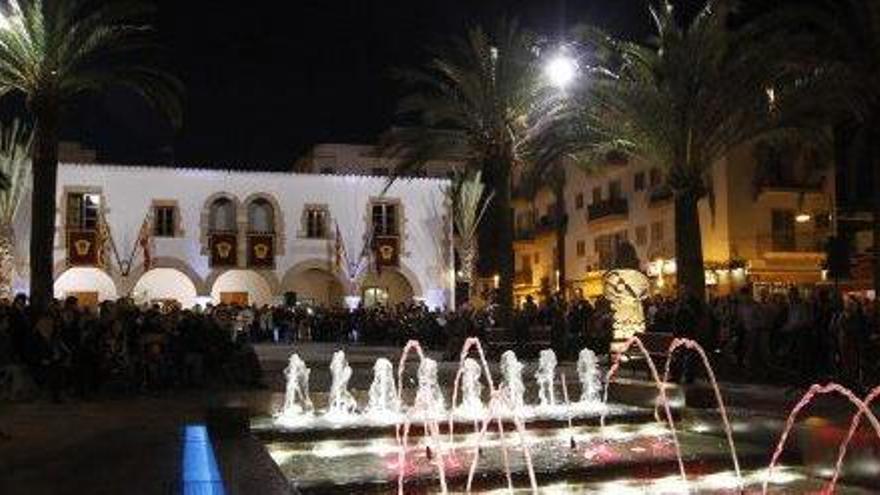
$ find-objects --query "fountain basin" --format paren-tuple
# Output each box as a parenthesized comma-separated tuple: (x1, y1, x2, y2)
(264, 424, 790, 493)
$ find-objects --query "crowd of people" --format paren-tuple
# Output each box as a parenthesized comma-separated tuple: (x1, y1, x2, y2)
(0, 295, 264, 405)
(1, 285, 877, 409)
(644, 287, 878, 388)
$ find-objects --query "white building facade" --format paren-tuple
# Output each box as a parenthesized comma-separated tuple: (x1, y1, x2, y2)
(14, 164, 454, 310)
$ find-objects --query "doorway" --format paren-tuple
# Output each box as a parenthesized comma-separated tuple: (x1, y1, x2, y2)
(220, 291, 249, 306)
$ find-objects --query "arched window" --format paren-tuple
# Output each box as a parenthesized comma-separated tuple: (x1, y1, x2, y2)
(209, 197, 236, 232)
(248, 198, 274, 233)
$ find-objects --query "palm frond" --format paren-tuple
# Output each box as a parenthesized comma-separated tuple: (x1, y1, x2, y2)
(0, 0, 183, 127)
(0, 119, 32, 223)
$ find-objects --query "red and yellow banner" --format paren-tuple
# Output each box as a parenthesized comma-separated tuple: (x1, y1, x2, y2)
(248, 234, 275, 268)
(210, 233, 238, 267)
(67, 230, 99, 266)
(374, 236, 399, 268)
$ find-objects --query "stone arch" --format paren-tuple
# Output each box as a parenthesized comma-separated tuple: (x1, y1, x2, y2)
(242, 192, 286, 255)
(123, 257, 207, 295)
(54, 266, 120, 303)
(199, 192, 242, 256)
(54, 260, 124, 296)
(130, 268, 200, 308)
(281, 259, 349, 307)
(208, 268, 278, 307)
(355, 262, 424, 297)
(356, 262, 423, 306)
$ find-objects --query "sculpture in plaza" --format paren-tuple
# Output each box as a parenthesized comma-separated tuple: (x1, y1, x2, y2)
(602, 241, 650, 340)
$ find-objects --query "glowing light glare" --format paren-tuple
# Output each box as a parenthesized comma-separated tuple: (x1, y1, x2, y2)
(545, 55, 577, 89)
(795, 212, 812, 223)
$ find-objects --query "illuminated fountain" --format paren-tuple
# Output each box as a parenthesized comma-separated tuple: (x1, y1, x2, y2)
(576, 348, 601, 406)
(499, 350, 526, 412)
(276, 353, 313, 421)
(456, 358, 484, 419)
(262, 337, 880, 494)
(535, 349, 557, 408)
(366, 357, 400, 421)
(325, 350, 358, 421)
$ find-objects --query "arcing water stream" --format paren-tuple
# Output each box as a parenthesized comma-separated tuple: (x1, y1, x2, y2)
(273, 336, 880, 494)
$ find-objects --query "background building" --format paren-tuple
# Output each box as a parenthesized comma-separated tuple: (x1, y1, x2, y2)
(13, 163, 454, 310)
(513, 138, 835, 304)
(293, 128, 468, 178)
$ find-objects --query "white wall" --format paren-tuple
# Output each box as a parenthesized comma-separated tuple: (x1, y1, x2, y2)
(16, 164, 454, 308)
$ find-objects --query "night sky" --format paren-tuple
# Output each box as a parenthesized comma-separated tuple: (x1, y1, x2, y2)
(60, 1, 740, 169)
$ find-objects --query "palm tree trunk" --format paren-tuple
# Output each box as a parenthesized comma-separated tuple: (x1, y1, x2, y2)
(674, 189, 706, 302)
(872, 130, 880, 319)
(0, 221, 15, 299)
(29, 99, 60, 314)
(552, 179, 567, 295)
(479, 157, 514, 327)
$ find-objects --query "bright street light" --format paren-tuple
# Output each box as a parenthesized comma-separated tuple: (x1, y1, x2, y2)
(545, 54, 577, 89)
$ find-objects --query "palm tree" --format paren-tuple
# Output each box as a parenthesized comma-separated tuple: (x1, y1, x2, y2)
(752, 0, 880, 310)
(444, 170, 493, 299)
(561, 0, 847, 300)
(515, 160, 567, 295)
(0, 0, 182, 312)
(0, 120, 32, 298)
(387, 19, 563, 323)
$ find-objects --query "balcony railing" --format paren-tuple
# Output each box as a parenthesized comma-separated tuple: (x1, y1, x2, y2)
(535, 212, 567, 236)
(514, 269, 534, 286)
(514, 228, 535, 241)
(757, 233, 828, 256)
(756, 177, 825, 194)
(649, 185, 673, 206)
(587, 198, 629, 223)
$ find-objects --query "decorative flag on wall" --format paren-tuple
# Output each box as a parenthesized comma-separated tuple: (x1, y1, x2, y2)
(138, 216, 153, 271)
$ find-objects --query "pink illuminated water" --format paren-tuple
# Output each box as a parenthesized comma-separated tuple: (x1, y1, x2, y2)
(395, 340, 449, 495)
(762, 383, 880, 495)
(448, 337, 535, 493)
(376, 336, 880, 494)
(827, 385, 880, 493)
(601, 336, 687, 485)
(465, 388, 538, 493)
(561, 373, 576, 449)
(660, 338, 742, 491)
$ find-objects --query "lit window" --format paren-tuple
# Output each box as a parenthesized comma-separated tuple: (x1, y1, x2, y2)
(363, 287, 389, 307)
(66, 192, 101, 230)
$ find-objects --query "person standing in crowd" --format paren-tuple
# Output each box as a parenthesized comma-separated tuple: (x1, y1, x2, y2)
(25, 315, 71, 403)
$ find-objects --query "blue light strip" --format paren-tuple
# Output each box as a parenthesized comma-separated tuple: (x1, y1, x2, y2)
(181, 424, 226, 495)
